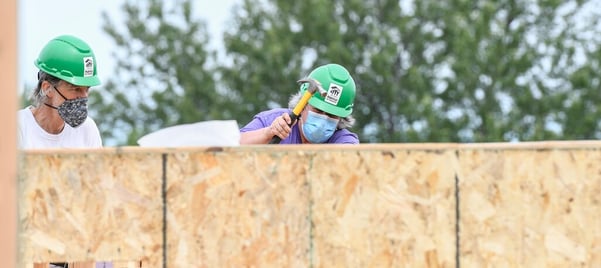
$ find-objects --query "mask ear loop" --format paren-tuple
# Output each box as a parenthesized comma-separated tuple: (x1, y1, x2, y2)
(42, 84, 63, 110)
(49, 84, 69, 101)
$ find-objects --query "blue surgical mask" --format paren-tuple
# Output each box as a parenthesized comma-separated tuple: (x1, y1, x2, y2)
(301, 110, 339, 143)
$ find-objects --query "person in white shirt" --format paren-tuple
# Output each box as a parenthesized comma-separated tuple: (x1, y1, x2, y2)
(18, 35, 103, 149)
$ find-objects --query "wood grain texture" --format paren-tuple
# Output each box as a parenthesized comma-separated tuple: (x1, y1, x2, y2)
(19, 150, 164, 266)
(18, 142, 601, 267)
(310, 149, 457, 268)
(459, 147, 601, 267)
(165, 150, 312, 268)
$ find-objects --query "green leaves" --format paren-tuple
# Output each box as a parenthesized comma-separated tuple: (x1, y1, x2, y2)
(92, 0, 222, 145)
(94, 0, 601, 145)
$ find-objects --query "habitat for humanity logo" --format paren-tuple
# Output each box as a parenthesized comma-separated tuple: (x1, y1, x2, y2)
(83, 57, 94, 77)
(325, 83, 343, 105)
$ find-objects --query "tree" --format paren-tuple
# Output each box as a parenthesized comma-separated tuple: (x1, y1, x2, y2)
(97, 0, 601, 144)
(222, 0, 601, 142)
(90, 0, 226, 145)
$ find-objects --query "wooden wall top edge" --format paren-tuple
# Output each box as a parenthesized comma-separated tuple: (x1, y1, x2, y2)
(17, 140, 601, 155)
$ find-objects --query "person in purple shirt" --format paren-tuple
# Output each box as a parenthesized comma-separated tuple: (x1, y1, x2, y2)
(240, 63, 359, 144)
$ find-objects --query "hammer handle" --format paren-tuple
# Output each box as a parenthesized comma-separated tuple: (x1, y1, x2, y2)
(268, 90, 315, 144)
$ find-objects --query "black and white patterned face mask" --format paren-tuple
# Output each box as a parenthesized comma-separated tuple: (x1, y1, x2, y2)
(44, 86, 88, 128)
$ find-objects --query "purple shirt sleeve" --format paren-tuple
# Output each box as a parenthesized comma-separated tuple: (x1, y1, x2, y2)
(240, 108, 360, 144)
(327, 129, 360, 144)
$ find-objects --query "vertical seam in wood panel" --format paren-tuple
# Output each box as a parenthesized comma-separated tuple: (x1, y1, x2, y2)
(454, 156, 461, 268)
(308, 155, 314, 268)
(162, 153, 167, 268)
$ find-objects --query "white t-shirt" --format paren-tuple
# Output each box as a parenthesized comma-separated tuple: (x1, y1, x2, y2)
(17, 107, 103, 149)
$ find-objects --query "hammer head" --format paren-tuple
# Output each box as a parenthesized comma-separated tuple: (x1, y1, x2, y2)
(297, 78, 327, 97)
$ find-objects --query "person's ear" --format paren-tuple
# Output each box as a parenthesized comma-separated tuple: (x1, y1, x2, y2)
(41, 81, 53, 95)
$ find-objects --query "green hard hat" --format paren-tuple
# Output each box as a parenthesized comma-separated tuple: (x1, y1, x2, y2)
(301, 63, 356, 117)
(34, 35, 100, 87)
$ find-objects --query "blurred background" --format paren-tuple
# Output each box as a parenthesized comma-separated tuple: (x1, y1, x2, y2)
(18, 0, 601, 146)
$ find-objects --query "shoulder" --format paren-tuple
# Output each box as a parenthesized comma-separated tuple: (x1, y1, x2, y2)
(250, 108, 290, 124)
(71, 117, 101, 138)
(241, 108, 290, 132)
(17, 107, 36, 127)
(255, 108, 290, 119)
(79, 117, 102, 147)
(330, 129, 360, 144)
(17, 107, 33, 119)
(83, 116, 99, 128)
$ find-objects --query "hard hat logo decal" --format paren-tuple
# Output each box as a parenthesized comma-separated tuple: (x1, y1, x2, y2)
(83, 57, 94, 77)
(325, 83, 343, 105)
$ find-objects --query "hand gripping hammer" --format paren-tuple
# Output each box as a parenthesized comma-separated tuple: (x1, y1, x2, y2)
(268, 78, 327, 144)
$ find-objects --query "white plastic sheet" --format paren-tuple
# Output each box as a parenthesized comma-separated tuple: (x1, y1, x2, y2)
(137, 120, 240, 147)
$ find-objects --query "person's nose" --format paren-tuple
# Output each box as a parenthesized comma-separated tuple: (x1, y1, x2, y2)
(75, 90, 89, 99)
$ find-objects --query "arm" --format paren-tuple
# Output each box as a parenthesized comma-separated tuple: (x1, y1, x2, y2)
(240, 112, 293, 144)
(239, 127, 274, 144)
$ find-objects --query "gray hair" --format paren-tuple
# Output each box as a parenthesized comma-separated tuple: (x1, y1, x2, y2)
(30, 71, 60, 108)
(287, 92, 355, 129)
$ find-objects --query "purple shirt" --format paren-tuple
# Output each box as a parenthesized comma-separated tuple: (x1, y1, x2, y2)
(240, 108, 359, 144)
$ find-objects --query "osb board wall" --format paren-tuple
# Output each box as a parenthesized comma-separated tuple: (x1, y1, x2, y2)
(18, 151, 165, 266)
(165, 147, 457, 268)
(458, 146, 601, 267)
(308, 149, 457, 267)
(166, 150, 313, 267)
(18, 142, 601, 267)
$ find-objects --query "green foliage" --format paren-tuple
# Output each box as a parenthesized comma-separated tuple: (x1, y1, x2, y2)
(222, 0, 601, 142)
(96, 0, 601, 144)
(90, 0, 226, 145)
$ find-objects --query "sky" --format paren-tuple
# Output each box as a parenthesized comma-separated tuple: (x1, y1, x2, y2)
(18, 0, 237, 92)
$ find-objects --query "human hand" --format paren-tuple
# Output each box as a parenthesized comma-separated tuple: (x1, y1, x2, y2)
(268, 112, 293, 140)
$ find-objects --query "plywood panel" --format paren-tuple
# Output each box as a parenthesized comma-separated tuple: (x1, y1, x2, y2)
(459, 148, 601, 267)
(310, 148, 457, 268)
(17, 142, 601, 267)
(165, 149, 312, 267)
(19, 150, 164, 266)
